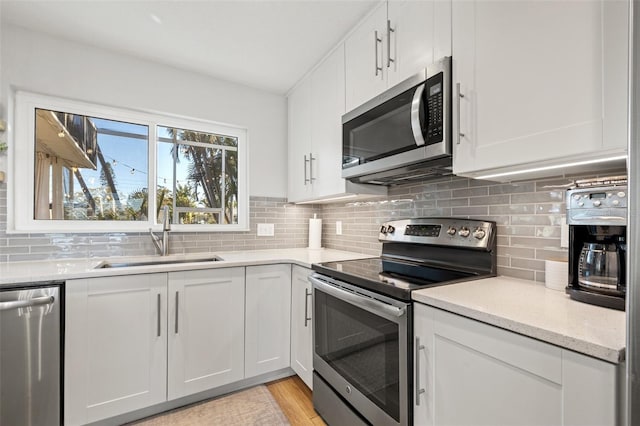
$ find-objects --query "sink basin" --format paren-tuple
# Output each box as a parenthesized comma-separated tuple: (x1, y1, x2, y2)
(96, 256, 223, 269)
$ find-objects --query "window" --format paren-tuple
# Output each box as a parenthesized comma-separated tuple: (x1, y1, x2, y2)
(11, 92, 248, 232)
(156, 126, 239, 225)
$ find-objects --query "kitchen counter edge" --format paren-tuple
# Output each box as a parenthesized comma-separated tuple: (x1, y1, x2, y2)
(0, 248, 374, 287)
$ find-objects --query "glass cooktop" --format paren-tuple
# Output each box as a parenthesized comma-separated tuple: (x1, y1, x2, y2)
(312, 257, 479, 301)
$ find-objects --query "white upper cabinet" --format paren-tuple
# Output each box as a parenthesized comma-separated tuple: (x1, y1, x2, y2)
(452, 0, 628, 180)
(345, 0, 452, 112)
(345, 2, 389, 112)
(310, 44, 349, 198)
(287, 77, 313, 202)
(387, 0, 452, 87)
(287, 44, 386, 203)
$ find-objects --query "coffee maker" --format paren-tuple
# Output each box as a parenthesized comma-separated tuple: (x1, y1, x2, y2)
(566, 183, 627, 310)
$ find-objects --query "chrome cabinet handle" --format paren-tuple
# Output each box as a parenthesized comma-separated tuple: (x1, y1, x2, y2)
(411, 84, 426, 146)
(304, 155, 310, 185)
(309, 153, 316, 182)
(157, 294, 161, 337)
(174, 291, 179, 334)
(304, 288, 312, 327)
(456, 82, 465, 144)
(0, 295, 54, 311)
(415, 336, 426, 405)
(374, 31, 383, 76)
(386, 20, 395, 68)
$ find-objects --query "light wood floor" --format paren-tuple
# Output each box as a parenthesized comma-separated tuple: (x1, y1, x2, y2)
(267, 376, 327, 426)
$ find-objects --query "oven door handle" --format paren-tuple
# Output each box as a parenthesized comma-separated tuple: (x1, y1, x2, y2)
(309, 276, 406, 318)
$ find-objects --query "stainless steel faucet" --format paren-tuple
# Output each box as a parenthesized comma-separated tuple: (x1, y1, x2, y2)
(150, 205, 171, 256)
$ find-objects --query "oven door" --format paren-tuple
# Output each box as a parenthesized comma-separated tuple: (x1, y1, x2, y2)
(310, 273, 410, 426)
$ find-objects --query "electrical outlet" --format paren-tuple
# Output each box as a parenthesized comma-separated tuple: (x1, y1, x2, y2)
(257, 223, 275, 236)
(336, 221, 342, 235)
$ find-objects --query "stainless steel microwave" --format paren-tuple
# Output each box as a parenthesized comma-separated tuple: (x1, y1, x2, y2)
(342, 56, 452, 185)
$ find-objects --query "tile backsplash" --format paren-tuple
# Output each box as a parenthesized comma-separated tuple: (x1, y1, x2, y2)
(321, 171, 625, 283)
(0, 169, 626, 283)
(0, 191, 320, 262)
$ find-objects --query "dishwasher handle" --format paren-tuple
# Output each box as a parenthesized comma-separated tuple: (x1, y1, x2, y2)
(0, 295, 55, 311)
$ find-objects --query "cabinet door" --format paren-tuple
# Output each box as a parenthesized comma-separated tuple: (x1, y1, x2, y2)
(65, 274, 167, 426)
(310, 44, 347, 198)
(452, 0, 628, 176)
(414, 304, 563, 426)
(287, 77, 313, 202)
(345, 2, 388, 112)
(167, 268, 245, 400)
(414, 304, 619, 426)
(245, 264, 292, 377)
(387, 0, 452, 87)
(290, 265, 313, 389)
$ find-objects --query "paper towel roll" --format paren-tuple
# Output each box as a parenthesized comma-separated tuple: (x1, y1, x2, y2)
(545, 259, 568, 291)
(308, 215, 322, 249)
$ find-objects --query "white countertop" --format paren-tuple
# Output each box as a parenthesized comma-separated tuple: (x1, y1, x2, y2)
(412, 276, 626, 364)
(0, 248, 374, 286)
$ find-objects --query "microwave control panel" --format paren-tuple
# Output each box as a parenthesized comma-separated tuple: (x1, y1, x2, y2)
(425, 71, 444, 145)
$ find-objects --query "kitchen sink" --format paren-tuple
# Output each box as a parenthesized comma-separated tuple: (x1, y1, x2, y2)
(96, 256, 223, 269)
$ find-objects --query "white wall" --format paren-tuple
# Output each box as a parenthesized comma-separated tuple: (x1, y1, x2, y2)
(0, 24, 288, 197)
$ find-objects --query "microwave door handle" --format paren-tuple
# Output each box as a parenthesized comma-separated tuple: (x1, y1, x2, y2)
(411, 83, 427, 146)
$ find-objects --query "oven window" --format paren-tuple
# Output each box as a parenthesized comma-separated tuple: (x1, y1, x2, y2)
(315, 290, 400, 421)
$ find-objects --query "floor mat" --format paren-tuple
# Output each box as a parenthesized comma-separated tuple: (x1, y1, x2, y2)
(128, 385, 290, 426)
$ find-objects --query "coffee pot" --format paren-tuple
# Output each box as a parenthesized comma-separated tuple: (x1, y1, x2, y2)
(577, 242, 625, 295)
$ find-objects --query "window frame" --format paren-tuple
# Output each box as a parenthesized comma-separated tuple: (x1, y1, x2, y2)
(9, 91, 249, 233)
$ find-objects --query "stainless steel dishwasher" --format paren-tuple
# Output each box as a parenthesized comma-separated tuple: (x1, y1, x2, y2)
(0, 283, 62, 426)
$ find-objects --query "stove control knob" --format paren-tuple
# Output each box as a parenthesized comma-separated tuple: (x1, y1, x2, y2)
(619, 191, 626, 198)
(473, 228, 486, 240)
(613, 200, 620, 206)
(387, 225, 396, 234)
(578, 202, 584, 207)
(380, 225, 387, 234)
(458, 227, 470, 238)
(593, 200, 601, 207)
(573, 194, 581, 200)
(447, 226, 457, 236)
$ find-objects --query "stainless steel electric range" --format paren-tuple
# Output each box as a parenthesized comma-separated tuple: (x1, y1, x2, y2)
(310, 217, 497, 426)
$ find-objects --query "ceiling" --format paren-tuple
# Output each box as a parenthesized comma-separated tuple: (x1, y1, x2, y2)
(1, 0, 377, 95)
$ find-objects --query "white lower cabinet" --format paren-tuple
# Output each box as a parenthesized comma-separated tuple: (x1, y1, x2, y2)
(414, 304, 619, 426)
(65, 274, 168, 426)
(167, 268, 245, 400)
(245, 264, 292, 377)
(290, 265, 313, 389)
(65, 268, 246, 425)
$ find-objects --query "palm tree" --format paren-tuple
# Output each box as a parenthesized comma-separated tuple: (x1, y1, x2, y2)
(164, 128, 238, 224)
